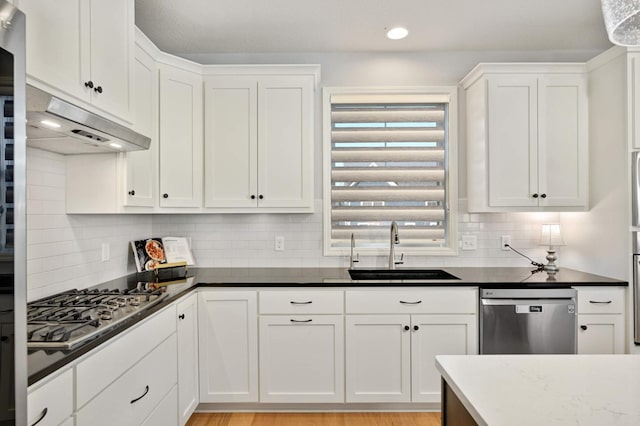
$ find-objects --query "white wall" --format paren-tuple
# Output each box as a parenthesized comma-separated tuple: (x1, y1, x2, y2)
(26, 47, 613, 299)
(559, 49, 630, 281)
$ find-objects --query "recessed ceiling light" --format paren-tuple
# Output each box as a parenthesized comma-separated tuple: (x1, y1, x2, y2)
(40, 119, 61, 128)
(387, 27, 409, 40)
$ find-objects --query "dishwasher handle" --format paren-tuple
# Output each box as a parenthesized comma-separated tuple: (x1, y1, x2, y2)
(481, 298, 575, 306)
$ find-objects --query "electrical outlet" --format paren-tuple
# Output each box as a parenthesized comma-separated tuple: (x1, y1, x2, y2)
(275, 236, 285, 251)
(101, 242, 110, 261)
(501, 235, 512, 250)
(461, 235, 477, 250)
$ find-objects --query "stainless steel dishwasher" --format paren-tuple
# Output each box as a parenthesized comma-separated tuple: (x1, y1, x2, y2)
(480, 288, 577, 354)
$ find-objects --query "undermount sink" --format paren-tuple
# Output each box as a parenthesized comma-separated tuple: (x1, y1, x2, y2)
(348, 268, 460, 281)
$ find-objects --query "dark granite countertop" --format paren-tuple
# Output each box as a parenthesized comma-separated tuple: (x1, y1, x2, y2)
(27, 266, 627, 385)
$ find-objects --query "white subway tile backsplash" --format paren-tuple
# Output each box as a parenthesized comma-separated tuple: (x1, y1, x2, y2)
(26, 147, 563, 300)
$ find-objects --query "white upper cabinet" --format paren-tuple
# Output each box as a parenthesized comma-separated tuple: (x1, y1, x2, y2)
(203, 66, 317, 212)
(159, 63, 203, 208)
(124, 31, 158, 208)
(462, 64, 588, 212)
(19, 0, 134, 123)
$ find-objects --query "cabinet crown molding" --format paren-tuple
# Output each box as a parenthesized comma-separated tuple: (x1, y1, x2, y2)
(460, 62, 588, 89)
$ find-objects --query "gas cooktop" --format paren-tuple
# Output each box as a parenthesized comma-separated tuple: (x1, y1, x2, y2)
(27, 283, 167, 350)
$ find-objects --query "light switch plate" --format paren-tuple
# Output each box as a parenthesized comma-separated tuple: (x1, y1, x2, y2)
(461, 235, 477, 250)
(275, 236, 285, 251)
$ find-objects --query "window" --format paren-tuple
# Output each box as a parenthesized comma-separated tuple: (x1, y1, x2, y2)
(323, 87, 458, 256)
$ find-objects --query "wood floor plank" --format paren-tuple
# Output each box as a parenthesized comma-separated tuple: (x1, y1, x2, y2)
(186, 412, 441, 426)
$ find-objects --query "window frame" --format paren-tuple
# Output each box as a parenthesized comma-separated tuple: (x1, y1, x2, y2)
(322, 86, 458, 257)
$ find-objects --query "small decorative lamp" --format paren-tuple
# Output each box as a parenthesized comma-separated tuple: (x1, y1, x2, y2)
(539, 224, 566, 275)
(601, 0, 640, 46)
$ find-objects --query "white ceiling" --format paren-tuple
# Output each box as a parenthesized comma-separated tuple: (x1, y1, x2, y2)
(134, 0, 613, 56)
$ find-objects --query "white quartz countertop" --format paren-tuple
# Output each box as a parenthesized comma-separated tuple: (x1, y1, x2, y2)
(436, 354, 640, 426)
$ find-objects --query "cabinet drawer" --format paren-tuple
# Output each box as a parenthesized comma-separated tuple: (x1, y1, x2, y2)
(76, 304, 177, 408)
(259, 290, 343, 314)
(27, 368, 73, 426)
(346, 288, 477, 314)
(76, 333, 178, 426)
(577, 287, 625, 314)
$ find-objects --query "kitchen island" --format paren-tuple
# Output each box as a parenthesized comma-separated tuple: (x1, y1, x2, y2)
(436, 354, 640, 426)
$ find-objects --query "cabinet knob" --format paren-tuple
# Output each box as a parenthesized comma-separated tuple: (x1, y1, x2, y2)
(94, 85, 103, 94)
(84, 80, 94, 89)
(532, 193, 539, 198)
(580, 325, 588, 331)
(178, 314, 185, 320)
(413, 325, 419, 331)
(259, 194, 264, 200)
(163, 193, 168, 199)
(540, 193, 547, 199)
(250, 195, 256, 200)
(404, 325, 410, 331)
(128, 190, 135, 196)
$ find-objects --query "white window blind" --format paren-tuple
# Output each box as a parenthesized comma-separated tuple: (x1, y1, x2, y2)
(328, 93, 450, 250)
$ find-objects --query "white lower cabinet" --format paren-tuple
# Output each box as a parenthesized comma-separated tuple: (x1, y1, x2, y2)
(198, 290, 259, 402)
(177, 293, 199, 425)
(345, 288, 478, 403)
(141, 385, 179, 426)
(575, 286, 626, 354)
(76, 334, 178, 426)
(27, 367, 73, 426)
(345, 314, 411, 402)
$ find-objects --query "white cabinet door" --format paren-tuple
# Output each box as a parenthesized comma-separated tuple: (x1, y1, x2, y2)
(204, 76, 258, 208)
(259, 315, 344, 403)
(87, 0, 133, 120)
(177, 293, 199, 426)
(345, 315, 411, 403)
(159, 65, 203, 208)
(19, 0, 86, 102)
(538, 76, 588, 207)
(410, 315, 477, 403)
(257, 75, 314, 209)
(577, 314, 625, 354)
(124, 37, 157, 208)
(487, 77, 539, 208)
(198, 291, 258, 402)
(19, 0, 133, 123)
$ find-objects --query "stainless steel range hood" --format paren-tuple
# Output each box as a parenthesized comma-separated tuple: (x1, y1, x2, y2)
(25, 85, 151, 154)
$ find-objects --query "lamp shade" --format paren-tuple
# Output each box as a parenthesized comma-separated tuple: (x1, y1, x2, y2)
(601, 0, 640, 46)
(539, 224, 566, 248)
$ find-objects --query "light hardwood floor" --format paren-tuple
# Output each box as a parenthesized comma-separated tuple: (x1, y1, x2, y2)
(186, 412, 441, 426)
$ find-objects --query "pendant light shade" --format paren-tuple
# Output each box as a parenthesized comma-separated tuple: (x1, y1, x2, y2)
(601, 0, 640, 46)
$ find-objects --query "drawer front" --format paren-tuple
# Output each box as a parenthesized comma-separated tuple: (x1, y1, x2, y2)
(577, 287, 625, 314)
(141, 385, 178, 426)
(76, 333, 178, 426)
(27, 368, 73, 426)
(346, 288, 477, 314)
(76, 304, 177, 408)
(259, 290, 343, 314)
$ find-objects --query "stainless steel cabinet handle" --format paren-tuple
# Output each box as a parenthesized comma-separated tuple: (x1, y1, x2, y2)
(130, 385, 150, 404)
(30, 408, 48, 426)
(290, 319, 312, 323)
(290, 301, 312, 305)
(589, 300, 612, 304)
(399, 300, 422, 304)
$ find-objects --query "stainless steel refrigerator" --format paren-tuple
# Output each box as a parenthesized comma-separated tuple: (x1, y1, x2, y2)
(0, 1, 26, 424)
